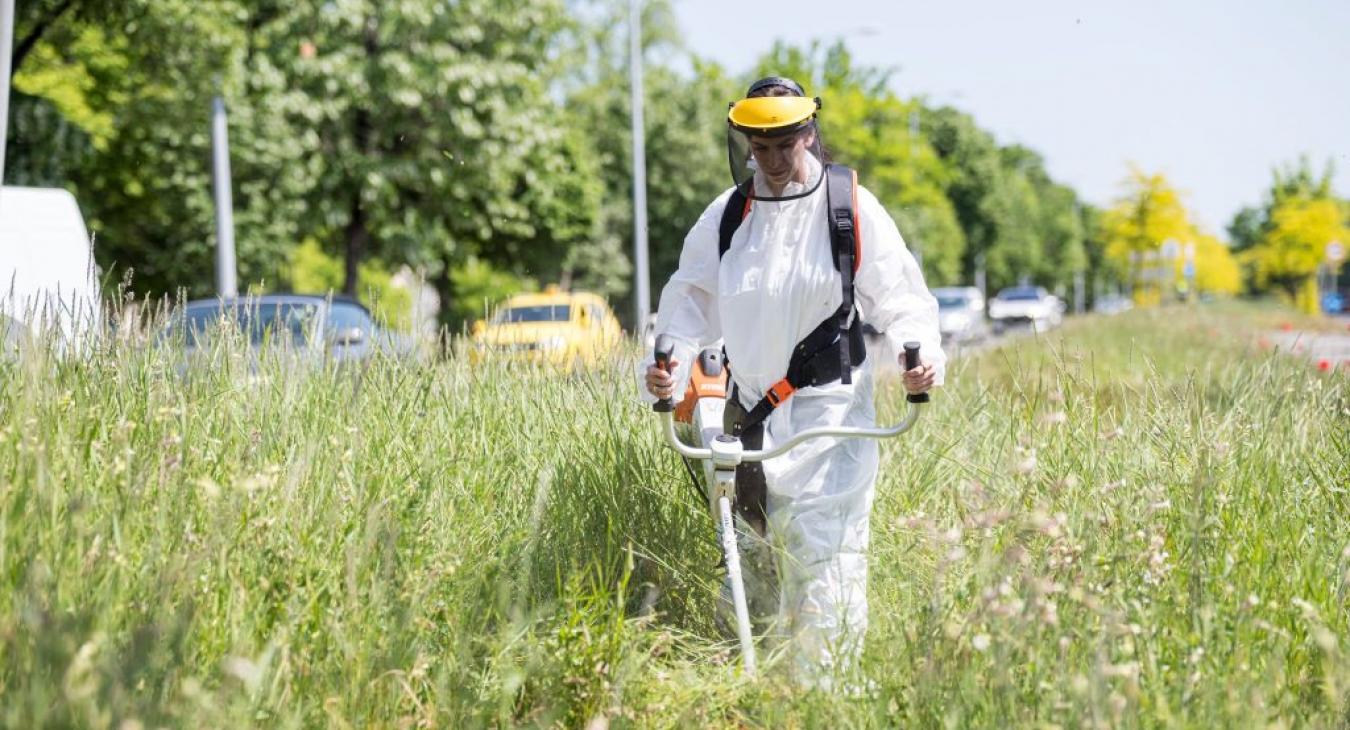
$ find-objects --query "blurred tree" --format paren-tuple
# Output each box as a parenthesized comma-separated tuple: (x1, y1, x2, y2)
(8, 0, 129, 77)
(12, 1, 305, 297)
(1079, 203, 1125, 305)
(1099, 168, 1239, 304)
(998, 146, 1088, 295)
(247, 0, 600, 328)
(925, 107, 1088, 292)
(3, 91, 91, 186)
(1226, 205, 1265, 252)
(1227, 157, 1343, 303)
(1244, 197, 1349, 312)
(285, 239, 414, 330)
(1191, 233, 1242, 295)
(563, 0, 735, 326)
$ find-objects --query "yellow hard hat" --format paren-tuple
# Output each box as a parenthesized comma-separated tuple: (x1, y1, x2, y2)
(727, 96, 821, 137)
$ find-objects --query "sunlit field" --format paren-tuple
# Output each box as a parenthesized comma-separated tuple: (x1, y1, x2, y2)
(2, 303, 1347, 728)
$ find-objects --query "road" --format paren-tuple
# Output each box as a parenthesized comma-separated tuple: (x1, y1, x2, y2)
(868, 320, 1039, 378)
(1268, 315, 1350, 372)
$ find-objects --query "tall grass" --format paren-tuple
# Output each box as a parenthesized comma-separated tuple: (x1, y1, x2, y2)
(1, 303, 1346, 728)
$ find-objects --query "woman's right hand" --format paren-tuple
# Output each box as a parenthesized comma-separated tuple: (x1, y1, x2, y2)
(645, 359, 680, 400)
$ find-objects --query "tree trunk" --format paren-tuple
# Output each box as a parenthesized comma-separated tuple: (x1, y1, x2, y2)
(11, 0, 78, 77)
(342, 9, 379, 298)
(343, 193, 367, 296)
(432, 258, 456, 354)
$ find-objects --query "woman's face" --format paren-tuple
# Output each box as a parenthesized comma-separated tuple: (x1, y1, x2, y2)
(750, 129, 814, 188)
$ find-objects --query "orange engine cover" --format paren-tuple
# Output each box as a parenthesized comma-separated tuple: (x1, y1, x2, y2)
(674, 348, 728, 423)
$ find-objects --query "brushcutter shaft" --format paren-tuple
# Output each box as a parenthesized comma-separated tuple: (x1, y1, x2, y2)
(717, 494, 757, 677)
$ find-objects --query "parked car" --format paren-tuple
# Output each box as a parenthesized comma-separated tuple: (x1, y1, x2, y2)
(471, 286, 622, 366)
(1094, 293, 1135, 315)
(162, 294, 412, 365)
(932, 286, 989, 345)
(988, 286, 1064, 333)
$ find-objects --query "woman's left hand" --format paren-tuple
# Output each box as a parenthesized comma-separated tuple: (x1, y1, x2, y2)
(901, 357, 936, 395)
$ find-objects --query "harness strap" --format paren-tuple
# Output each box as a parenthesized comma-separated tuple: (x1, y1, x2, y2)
(825, 165, 860, 386)
(717, 165, 869, 437)
(732, 314, 867, 436)
(718, 183, 753, 261)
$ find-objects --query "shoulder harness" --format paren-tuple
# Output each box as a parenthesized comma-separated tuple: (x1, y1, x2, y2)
(716, 163, 867, 435)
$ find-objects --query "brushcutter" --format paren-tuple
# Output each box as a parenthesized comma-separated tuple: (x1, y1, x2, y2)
(651, 334, 928, 678)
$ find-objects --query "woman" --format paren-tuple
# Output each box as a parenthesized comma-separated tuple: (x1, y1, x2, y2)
(643, 76, 944, 685)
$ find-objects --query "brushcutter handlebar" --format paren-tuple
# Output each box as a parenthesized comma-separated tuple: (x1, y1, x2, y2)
(652, 334, 675, 413)
(652, 338, 926, 467)
(658, 403, 921, 467)
(903, 341, 930, 404)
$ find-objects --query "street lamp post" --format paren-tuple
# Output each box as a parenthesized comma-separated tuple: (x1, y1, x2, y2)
(211, 95, 238, 297)
(629, 0, 651, 334)
(0, 0, 15, 191)
(1327, 240, 1345, 308)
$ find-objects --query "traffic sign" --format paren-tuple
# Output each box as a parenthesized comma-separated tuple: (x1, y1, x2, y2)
(1160, 239, 1181, 259)
(1327, 240, 1345, 263)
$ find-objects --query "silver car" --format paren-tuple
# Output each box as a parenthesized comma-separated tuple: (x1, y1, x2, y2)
(163, 294, 412, 367)
(933, 286, 989, 345)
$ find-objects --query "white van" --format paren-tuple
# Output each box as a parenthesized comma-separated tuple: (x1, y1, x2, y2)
(0, 186, 101, 342)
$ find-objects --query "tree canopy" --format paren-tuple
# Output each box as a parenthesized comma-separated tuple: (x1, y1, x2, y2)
(15, 0, 1305, 329)
(1099, 168, 1240, 304)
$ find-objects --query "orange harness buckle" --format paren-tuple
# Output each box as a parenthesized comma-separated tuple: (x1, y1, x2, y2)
(766, 379, 796, 407)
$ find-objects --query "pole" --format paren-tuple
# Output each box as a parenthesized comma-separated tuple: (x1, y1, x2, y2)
(628, 0, 651, 333)
(974, 251, 987, 303)
(211, 96, 238, 297)
(0, 0, 15, 191)
(1073, 270, 1085, 315)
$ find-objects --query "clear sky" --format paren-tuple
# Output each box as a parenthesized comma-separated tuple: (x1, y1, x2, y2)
(670, 0, 1350, 236)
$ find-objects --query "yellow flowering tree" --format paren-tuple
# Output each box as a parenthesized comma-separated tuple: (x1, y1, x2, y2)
(1244, 198, 1350, 314)
(1099, 168, 1240, 304)
(1190, 234, 1242, 295)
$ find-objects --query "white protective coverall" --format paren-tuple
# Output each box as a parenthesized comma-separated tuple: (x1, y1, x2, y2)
(643, 156, 945, 682)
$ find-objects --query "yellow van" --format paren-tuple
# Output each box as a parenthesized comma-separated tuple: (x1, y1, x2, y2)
(471, 287, 623, 366)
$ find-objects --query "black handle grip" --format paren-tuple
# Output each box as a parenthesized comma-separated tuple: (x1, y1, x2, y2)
(903, 341, 930, 404)
(653, 334, 675, 413)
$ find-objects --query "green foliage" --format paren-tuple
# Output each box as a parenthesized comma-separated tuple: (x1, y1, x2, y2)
(2, 91, 92, 187)
(1245, 198, 1350, 312)
(13, 0, 1127, 328)
(1229, 158, 1348, 307)
(449, 256, 536, 326)
(563, 1, 735, 324)
(924, 107, 1090, 294)
(242, 0, 599, 326)
(284, 239, 414, 330)
(12, 0, 308, 297)
(13, 0, 597, 325)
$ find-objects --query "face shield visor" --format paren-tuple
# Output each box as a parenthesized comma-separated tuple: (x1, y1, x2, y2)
(727, 95, 826, 202)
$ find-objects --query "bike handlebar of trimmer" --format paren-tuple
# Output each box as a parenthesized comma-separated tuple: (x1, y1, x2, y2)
(653, 334, 676, 413)
(651, 334, 926, 464)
